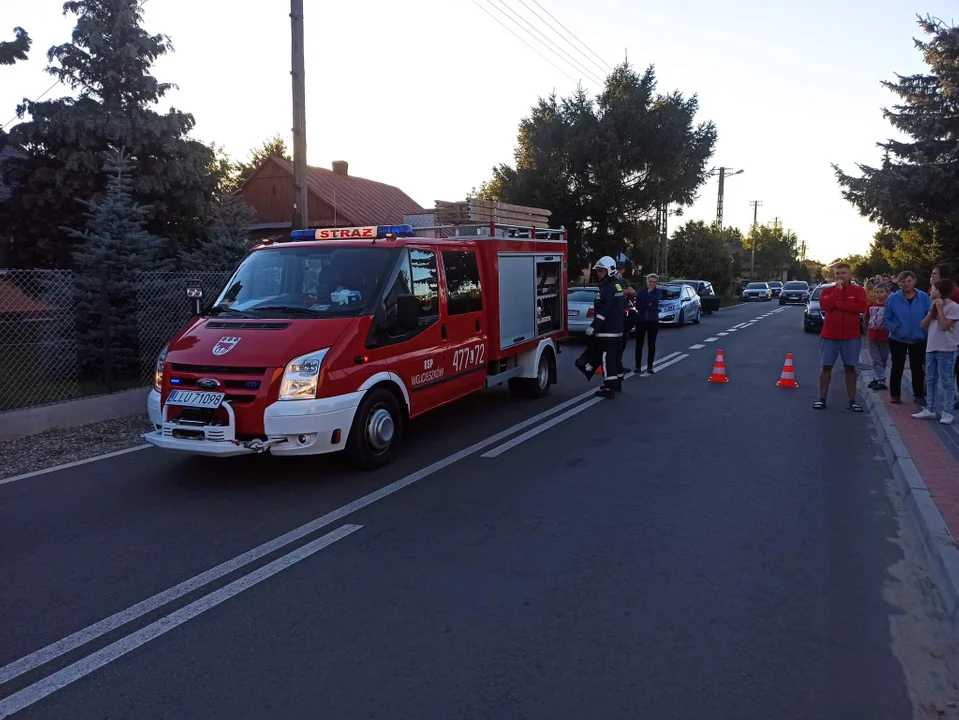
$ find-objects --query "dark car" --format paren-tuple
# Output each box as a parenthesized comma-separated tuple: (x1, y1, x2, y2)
(672, 279, 722, 314)
(779, 280, 810, 305)
(766, 280, 784, 298)
(803, 283, 828, 333)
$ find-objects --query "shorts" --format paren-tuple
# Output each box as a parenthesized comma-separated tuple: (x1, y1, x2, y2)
(819, 337, 861, 368)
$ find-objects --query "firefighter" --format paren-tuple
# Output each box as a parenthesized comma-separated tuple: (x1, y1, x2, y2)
(586, 256, 626, 398)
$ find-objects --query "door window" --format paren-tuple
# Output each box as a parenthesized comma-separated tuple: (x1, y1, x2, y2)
(442, 251, 483, 315)
(410, 249, 440, 321)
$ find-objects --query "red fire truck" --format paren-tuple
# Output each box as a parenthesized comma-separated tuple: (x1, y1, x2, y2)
(145, 221, 568, 468)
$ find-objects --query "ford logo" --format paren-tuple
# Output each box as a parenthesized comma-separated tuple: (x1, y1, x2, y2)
(197, 378, 221, 390)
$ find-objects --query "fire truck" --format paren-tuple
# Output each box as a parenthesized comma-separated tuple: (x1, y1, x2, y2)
(144, 218, 568, 469)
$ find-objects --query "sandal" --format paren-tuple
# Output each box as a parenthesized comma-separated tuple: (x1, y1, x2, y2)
(848, 402, 864, 413)
(813, 400, 826, 410)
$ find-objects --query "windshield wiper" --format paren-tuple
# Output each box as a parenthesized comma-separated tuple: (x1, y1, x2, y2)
(203, 304, 253, 318)
(250, 305, 325, 317)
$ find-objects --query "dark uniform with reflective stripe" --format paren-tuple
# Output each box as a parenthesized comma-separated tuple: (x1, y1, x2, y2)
(591, 275, 626, 392)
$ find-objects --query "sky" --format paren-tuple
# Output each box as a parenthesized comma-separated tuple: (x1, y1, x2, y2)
(1, 0, 953, 263)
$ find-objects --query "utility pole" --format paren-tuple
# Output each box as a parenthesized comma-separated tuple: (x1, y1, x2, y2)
(748, 200, 762, 279)
(710, 166, 744, 228)
(290, 0, 309, 231)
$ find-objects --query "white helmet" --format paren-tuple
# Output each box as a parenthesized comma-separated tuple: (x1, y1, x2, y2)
(592, 255, 616, 274)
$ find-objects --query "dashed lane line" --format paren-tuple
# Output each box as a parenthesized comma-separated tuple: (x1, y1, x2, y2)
(690, 344, 706, 350)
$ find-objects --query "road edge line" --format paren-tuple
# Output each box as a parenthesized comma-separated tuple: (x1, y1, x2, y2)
(0, 445, 152, 487)
(859, 374, 959, 627)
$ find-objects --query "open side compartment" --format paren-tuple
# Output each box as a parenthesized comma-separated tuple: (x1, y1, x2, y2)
(497, 253, 564, 351)
(535, 256, 562, 336)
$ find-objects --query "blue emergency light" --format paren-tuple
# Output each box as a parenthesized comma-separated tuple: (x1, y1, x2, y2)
(290, 225, 415, 242)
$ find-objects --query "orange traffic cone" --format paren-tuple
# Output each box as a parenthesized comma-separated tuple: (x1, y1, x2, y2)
(708, 349, 729, 383)
(777, 353, 799, 388)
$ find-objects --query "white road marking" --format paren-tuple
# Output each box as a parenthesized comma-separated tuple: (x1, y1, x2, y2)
(0, 445, 151, 487)
(644, 353, 689, 374)
(481, 399, 604, 458)
(731, 323, 748, 329)
(0, 524, 362, 719)
(705, 337, 718, 342)
(726, 329, 737, 332)
(0, 380, 615, 686)
(717, 332, 729, 336)
(689, 344, 706, 350)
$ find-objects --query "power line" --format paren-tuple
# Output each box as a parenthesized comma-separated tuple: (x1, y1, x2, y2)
(471, 0, 577, 83)
(516, 0, 610, 78)
(529, 0, 612, 73)
(2, 0, 152, 131)
(493, 0, 604, 85)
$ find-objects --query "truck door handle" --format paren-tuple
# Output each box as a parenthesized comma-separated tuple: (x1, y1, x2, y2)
(441, 324, 448, 340)
(475, 318, 481, 332)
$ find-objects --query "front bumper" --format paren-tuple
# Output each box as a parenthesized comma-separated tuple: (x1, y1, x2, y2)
(145, 389, 363, 457)
(804, 312, 824, 330)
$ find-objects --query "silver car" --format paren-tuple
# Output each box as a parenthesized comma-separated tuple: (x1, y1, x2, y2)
(567, 287, 599, 335)
(659, 283, 702, 326)
(742, 282, 772, 301)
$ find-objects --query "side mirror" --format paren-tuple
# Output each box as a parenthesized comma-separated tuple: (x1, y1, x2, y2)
(186, 285, 203, 316)
(395, 294, 421, 331)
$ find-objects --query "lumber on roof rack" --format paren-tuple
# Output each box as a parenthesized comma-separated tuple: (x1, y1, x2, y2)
(433, 199, 552, 227)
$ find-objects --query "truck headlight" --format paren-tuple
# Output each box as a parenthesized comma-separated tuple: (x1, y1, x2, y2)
(278, 349, 329, 400)
(154, 346, 168, 392)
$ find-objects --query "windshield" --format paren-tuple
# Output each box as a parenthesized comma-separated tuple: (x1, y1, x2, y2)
(212, 245, 394, 318)
(568, 289, 597, 303)
(660, 286, 682, 300)
(767, 281, 783, 288)
(811, 286, 826, 300)
(746, 283, 767, 290)
(785, 282, 808, 290)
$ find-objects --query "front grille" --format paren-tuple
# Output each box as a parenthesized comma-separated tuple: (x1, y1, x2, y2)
(171, 364, 267, 375)
(173, 377, 261, 390)
(204, 321, 291, 330)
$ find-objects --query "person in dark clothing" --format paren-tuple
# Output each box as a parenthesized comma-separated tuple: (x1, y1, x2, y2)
(631, 273, 662, 374)
(587, 256, 625, 398)
(883, 270, 930, 405)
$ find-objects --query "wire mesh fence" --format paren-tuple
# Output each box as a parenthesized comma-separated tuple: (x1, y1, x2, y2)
(0, 268, 232, 413)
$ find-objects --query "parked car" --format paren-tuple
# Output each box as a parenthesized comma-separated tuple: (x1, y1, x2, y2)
(671, 279, 722, 314)
(567, 286, 598, 336)
(779, 280, 810, 305)
(766, 280, 784, 298)
(659, 283, 702, 326)
(742, 282, 772, 301)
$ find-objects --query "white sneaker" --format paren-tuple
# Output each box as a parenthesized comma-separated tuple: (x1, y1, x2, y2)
(912, 408, 937, 420)
(941, 413, 955, 425)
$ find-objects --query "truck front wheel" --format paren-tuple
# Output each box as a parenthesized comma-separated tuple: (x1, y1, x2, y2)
(346, 388, 403, 470)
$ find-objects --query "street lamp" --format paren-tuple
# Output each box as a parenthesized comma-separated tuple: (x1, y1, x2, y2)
(709, 167, 744, 228)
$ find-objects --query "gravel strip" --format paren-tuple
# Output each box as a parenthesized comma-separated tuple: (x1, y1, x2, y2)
(0, 415, 154, 481)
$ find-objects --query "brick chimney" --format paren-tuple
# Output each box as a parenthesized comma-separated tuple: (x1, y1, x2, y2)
(331, 160, 348, 176)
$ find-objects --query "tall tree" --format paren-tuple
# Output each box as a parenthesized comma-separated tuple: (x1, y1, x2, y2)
(234, 134, 290, 188)
(667, 220, 735, 292)
(0, 0, 224, 268)
(0, 26, 31, 65)
(476, 63, 717, 277)
(67, 147, 169, 383)
(180, 195, 256, 272)
(833, 15, 959, 265)
(744, 224, 800, 279)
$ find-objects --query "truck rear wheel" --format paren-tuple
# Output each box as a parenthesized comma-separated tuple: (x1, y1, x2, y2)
(346, 388, 402, 470)
(508, 350, 553, 399)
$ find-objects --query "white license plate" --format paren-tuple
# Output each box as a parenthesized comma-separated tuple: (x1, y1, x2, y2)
(166, 390, 225, 409)
(568, 309, 579, 316)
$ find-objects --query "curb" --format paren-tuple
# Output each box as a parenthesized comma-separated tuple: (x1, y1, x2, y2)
(858, 374, 959, 625)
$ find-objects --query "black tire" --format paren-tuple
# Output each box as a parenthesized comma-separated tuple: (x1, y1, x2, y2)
(678, 310, 685, 326)
(346, 388, 403, 470)
(508, 350, 553, 399)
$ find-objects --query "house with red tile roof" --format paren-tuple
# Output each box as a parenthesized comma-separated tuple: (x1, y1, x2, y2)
(237, 157, 425, 240)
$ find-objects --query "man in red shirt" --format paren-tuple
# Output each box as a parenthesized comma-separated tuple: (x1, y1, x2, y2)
(814, 263, 869, 412)
(931, 263, 959, 409)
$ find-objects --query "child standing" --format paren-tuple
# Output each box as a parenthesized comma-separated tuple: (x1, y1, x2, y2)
(913, 278, 959, 425)
(867, 283, 890, 390)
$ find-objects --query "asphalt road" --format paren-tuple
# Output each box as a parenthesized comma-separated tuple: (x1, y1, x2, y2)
(0, 300, 935, 718)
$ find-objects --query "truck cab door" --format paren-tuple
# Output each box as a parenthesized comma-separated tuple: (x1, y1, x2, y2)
(370, 247, 450, 418)
(439, 249, 488, 401)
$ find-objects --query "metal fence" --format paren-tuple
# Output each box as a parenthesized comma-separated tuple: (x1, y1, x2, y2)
(0, 268, 232, 412)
